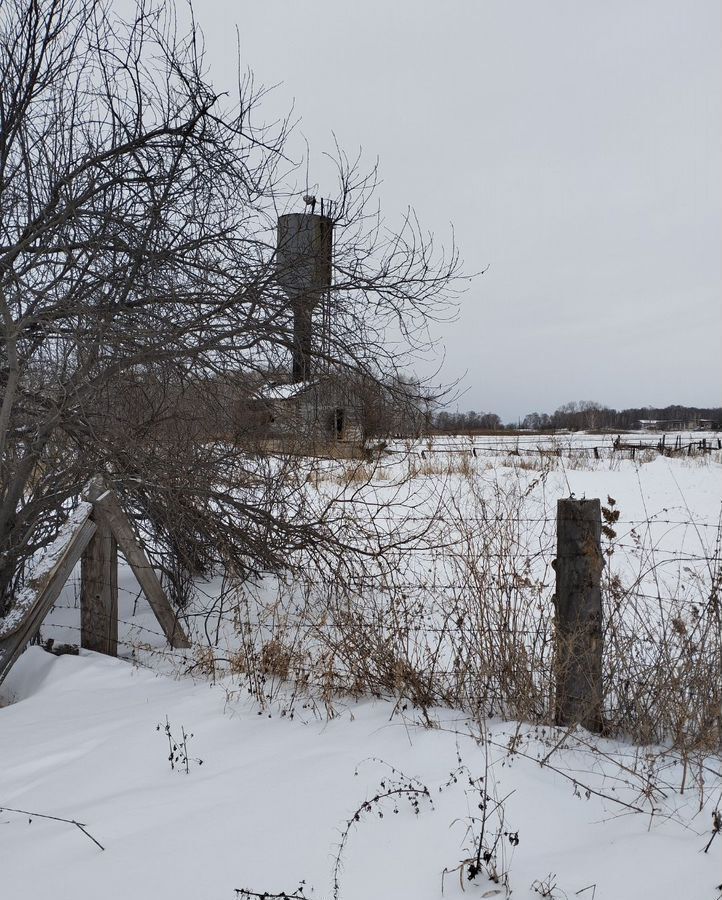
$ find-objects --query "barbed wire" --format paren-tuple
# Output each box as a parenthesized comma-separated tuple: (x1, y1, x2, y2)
(46, 586, 715, 648)
(384, 440, 722, 458)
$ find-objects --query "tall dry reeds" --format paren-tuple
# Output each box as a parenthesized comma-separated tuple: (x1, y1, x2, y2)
(188, 446, 721, 752)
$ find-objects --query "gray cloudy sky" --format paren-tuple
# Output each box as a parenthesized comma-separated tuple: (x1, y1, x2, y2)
(195, 1, 720, 421)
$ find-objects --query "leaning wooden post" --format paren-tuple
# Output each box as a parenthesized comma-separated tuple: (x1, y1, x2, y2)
(554, 498, 604, 732)
(0, 505, 96, 687)
(91, 489, 190, 649)
(81, 480, 118, 656)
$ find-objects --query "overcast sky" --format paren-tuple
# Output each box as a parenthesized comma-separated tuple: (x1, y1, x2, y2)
(193, 1, 720, 421)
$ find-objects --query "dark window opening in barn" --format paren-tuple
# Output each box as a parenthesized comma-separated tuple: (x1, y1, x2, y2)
(334, 407, 345, 440)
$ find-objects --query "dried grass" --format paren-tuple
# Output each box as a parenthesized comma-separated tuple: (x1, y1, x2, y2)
(192, 445, 721, 756)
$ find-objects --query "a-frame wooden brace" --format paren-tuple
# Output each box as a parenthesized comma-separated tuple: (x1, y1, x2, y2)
(0, 485, 190, 687)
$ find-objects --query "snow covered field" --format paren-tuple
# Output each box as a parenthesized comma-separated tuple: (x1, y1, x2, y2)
(1, 433, 720, 899)
(1, 648, 720, 900)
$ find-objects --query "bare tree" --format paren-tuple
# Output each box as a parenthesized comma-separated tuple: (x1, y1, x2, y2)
(0, 0, 460, 610)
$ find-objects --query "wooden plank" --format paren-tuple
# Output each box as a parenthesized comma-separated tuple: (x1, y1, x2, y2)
(91, 490, 190, 649)
(81, 516, 118, 656)
(0, 512, 97, 686)
(81, 478, 118, 656)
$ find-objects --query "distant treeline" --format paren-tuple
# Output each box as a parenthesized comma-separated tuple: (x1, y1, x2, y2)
(433, 402, 722, 433)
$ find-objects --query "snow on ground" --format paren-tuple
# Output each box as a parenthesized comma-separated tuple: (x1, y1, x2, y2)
(0, 647, 719, 900)
(2, 433, 721, 899)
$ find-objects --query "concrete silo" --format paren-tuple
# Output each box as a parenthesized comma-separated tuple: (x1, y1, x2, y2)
(276, 212, 333, 383)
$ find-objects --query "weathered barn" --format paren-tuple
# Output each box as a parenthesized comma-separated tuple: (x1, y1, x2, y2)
(260, 377, 364, 446)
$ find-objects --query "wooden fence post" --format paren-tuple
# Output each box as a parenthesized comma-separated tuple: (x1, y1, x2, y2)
(90, 489, 190, 649)
(0, 484, 190, 685)
(554, 498, 604, 732)
(0, 505, 96, 686)
(81, 483, 118, 655)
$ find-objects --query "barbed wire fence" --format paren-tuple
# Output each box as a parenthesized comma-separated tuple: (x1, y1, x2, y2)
(39, 495, 721, 753)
